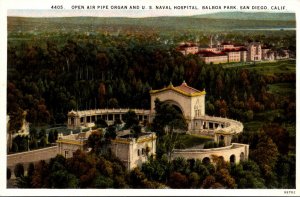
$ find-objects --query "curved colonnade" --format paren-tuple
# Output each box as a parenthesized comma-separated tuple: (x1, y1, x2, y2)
(175, 115, 247, 164)
(67, 109, 151, 129)
(67, 108, 248, 164)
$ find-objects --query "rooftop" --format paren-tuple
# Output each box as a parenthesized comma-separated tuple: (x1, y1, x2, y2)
(223, 47, 248, 52)
(150, 81, 206, 97)
(197, 50, 227, 57)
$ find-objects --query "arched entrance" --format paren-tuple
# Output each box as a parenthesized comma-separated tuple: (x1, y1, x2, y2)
(219, 135, 224, 141)
(150, 81, 206, 124)
(240, 152, 245, 162)
(162, 100, 185, 116)
(230, 154, 236, 164)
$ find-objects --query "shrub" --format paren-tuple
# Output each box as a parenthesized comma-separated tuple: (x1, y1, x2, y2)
(7, 168, 11, 180)
(218, 140, 225, 147)
(14, 163, 24, 178)
(11, 142, 19, 152)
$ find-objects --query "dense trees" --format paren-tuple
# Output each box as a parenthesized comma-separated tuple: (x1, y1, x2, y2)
(151, 99, 188, 160)
(7, 30, 295, 188)
(7, 32, 295, 131)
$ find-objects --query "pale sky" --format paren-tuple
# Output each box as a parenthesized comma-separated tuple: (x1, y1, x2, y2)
(4, 0, 299, 18)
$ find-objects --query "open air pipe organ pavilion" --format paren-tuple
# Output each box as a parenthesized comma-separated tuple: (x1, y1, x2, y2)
(67, 81, 249, 164)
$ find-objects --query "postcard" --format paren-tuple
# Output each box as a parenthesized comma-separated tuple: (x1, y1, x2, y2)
(1, 0, 299, 196)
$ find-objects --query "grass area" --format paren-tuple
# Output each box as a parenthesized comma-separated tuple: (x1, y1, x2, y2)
(241, 60, 295, 76)
(255, 109, 284, 121)
(176, 134, 213, 149)
(284, 123, 296, 137)
(243, 121, 264, 133)
(8, 16, 295, 34)
(223, 60, 296, 76)
(243, 109, 285, 133)
(267, 82, 295, 98)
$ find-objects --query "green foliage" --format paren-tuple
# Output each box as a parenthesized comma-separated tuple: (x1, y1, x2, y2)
(104, 125, 117, 140)
(87, 131, 103, 153)
(203, 141, 219, 149)
(218, 140, 225, 147)
(171, 157, 190, 175)
(7, 168, 11, 180)
(94, 175, 114, 188)
(7, 15, 295, 34)
(230, 160, 265, 188)
(152, 99, 187, 136)
(39, 136, 48, 147)
(27, 162, 35, 177)
(108, 98, 119, 108)
(6, 22, 296, 189)
(95, 118, 108, 128)
(168, 172, 188, 188)
(16, 175, 32, 188)
(11, 142, 18, 152)
(129, 168, 147, 188)
(175, 134, 211, 149)
(12, 135, 28, 152)
(276, 154, 295, 188)
(29, 139, 38, 149)
(48, 130, 55, 143)
(192, 160, 210, 182)
(14, 163, 24, 178)
(123, 110, 139, 129)
(188, 172, 200, 188)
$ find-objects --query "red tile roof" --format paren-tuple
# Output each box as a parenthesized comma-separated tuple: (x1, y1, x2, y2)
(223, 47, 248, 52)
(150, 81, 206, 97)
(174, 82, 201, 94)
(197, 50, 227, 57)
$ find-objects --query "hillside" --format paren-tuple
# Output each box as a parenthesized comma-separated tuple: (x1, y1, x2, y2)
(7, 13, 296, 33)
(192, 12, 295, 21)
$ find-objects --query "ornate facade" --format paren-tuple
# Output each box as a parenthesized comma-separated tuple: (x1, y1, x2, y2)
(66, 81, 248, 165)
(150, 81, 248, 164)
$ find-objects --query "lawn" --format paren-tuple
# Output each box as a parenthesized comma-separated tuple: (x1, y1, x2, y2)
(243, 121, 264, 133)
(223, 60, 296, 76)
(267, 82, 295, 99)
(176, 134, 213, 149)
(244, 60, 295, 76)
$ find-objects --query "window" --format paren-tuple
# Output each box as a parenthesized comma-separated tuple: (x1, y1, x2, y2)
(137, 149, 140, 156)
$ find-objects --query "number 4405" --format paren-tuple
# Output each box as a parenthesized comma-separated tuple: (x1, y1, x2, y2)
(51, 5, 63, 9)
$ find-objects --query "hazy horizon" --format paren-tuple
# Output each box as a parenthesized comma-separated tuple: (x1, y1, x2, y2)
(7, 10, 295, 19)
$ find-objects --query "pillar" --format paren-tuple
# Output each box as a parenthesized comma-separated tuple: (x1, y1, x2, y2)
(214, 134, 218, 143)
(76, 117, 80, 127)
(68, 116, 71, 126)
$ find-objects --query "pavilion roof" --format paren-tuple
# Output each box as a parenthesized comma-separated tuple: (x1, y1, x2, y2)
(150, 81, 206, 97)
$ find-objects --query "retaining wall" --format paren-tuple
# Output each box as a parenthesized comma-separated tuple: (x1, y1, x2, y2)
(7, 146, 59, 168)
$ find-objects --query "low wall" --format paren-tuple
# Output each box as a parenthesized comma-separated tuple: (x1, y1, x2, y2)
(7, 146, 59, 168)
(172, 143, 249, 164)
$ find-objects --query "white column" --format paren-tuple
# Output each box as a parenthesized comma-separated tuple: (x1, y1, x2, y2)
(68, 117, 71, 126)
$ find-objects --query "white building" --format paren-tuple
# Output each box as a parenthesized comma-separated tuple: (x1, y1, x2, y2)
(110, 132, 157, 170)
(56, 129, 157, 170)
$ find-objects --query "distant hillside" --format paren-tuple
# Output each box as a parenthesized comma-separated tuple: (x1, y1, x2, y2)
(7, 14, 296, 34)
(193, 12, 295, 21)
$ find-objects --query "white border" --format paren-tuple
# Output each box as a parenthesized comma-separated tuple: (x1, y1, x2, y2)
(0, 0, 299, 196)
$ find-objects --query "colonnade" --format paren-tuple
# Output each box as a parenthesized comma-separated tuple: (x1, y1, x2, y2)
(67, 109, 151, 129)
